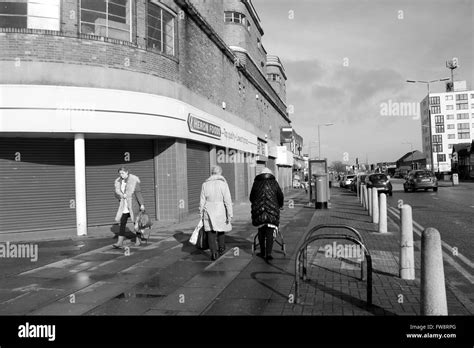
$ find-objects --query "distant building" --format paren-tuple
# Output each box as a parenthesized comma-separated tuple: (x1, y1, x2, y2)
(451, 141, 474, 180)
(396, 150, 427, 174)
(420, 80, 474, 173)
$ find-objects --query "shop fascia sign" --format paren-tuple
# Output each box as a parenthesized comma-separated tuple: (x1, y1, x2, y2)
(188, 113, 221, 139)
(280, 127, 293, 143)
(276, 146, 294, 166)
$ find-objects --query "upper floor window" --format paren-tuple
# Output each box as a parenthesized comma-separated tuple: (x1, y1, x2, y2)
(429, 96, 440, 105)
(445, 95, 453, 101)
(224, 11, 246, 25)
(80, 0, 132, 41)
(457, 123, 470, 130)
(446, 105, 454, 110)
(446, 114, 454, 120)
(457, 113, 469, 120)
(456, 93, 468, 101)
(434, 115, 444, 124)
(147, 1, 176, 56)
(267, 73, 281, 82)
(0, 0, 60, 30)
(430, 105, 441, 114)
(456, 102, 468, 110)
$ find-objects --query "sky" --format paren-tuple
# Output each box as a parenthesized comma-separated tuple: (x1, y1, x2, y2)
(253, 0, 474, 165)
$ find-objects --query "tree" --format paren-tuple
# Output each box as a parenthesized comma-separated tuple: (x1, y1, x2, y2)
(331, 161, 346, 174)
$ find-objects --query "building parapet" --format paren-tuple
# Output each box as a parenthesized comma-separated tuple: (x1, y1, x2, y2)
(230, 47, 289, 122)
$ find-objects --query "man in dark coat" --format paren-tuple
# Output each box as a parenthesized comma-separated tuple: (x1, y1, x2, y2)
(249, 167, 284, 260)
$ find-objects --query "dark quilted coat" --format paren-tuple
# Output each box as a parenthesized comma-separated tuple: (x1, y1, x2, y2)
(249, 173, 284, 226)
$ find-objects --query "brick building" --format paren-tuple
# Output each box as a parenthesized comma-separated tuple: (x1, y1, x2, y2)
(0, 0, 296, 235)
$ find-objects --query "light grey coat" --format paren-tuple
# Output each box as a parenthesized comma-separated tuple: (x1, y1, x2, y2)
(114, 174, 144, 223)
(199, 174, 233, 232)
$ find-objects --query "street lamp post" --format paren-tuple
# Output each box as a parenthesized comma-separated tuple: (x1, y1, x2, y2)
(406, 78, 450, 173)
(318, 123, 334, 159)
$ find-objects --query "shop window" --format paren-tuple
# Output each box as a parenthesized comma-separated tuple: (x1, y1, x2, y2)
(147, 1, 176, 56)
(80, 0, 132, 41)
(0, 0, 60, 30)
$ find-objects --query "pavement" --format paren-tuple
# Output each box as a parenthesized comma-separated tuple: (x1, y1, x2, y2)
(0, 187, 472, 316)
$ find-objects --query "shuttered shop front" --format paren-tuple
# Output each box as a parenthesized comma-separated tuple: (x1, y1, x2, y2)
(85, 139, 156, 226)
(0, 138, 75, 233)
(187, 141, 210, 213)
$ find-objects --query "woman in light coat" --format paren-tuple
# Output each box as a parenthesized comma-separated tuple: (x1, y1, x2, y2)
(112, 166, 145, 249)
(199, 165, 233, 260)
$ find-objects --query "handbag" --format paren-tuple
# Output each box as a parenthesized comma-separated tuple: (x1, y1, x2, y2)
(196, 224, 209, 250)
(189, 220, 203, 245)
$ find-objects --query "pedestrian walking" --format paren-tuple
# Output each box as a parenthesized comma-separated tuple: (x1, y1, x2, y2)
(112, 167, 146, 249)
(250, 167, 284, 261)
(199, 165, 233, 261)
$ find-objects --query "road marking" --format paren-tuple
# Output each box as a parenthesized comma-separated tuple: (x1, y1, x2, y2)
(388, 207, 474, 268)
(387, 207, 474, 284)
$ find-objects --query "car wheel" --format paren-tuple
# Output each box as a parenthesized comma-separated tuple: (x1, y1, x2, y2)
(433, 187, 438, 192)
(424, 188, 428, 191)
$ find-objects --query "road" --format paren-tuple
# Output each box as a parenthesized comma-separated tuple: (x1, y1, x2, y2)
(387, 178, 474, 263)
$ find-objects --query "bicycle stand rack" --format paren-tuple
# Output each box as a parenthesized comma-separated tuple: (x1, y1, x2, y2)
(294, 224, 373, 306)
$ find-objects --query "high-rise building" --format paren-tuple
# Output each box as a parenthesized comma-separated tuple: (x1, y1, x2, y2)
(420, 81, 474, 173)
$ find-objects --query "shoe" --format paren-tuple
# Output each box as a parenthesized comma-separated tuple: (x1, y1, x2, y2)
(211, 252, 218, 261)
(218, 248, 226, 256)
(112, 244, 124, 250)
(256, 252, 266, 259)
(265, 255, 274, 261)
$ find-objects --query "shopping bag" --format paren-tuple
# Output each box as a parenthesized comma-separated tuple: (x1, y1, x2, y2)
(189, 220, 203, 245)
(196, 226, 209, 250)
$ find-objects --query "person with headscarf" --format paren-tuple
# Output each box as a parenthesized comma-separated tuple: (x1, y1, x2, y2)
(249, 167, 284, 261)
(199, 165, 233, 260)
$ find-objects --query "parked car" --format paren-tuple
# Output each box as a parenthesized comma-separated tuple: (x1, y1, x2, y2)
(351, 174, 367, 192)
(340, 174, 355, 188)
(403, 170, 438, 192)
(366, 173, 393, 196)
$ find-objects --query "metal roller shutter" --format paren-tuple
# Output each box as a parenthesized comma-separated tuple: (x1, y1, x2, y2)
(235, 162, 245, 202)
(243, 161, 249, 198)
(268, 158, 276, 176)
(85, 139, 156, 226)
(0, 138, 75, 233)
(187, 141, 210, 213)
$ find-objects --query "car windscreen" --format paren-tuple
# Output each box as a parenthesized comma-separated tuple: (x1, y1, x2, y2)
(346, 175, 355, 179)
(370, 174, 387, 181)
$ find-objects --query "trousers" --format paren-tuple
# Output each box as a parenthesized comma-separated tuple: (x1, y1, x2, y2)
(207, 231, 225, 253)
(258, 225, 274, 257)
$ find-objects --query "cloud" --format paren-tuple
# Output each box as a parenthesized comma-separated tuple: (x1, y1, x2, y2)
(284, 59, 326, 84)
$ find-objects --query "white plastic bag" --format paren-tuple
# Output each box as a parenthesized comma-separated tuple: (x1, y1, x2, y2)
(189, 219, 203, 245)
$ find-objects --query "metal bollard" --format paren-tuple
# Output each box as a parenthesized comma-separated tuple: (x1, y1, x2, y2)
(368, 188, 373, 216)
(372, 189, 379, 224)
(378, 193, 387, 233)
(421, 228, 448, 315)
(356, 179, 360, 200)
(363, 185, 368, 210)
(399, 204, 415, 280)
